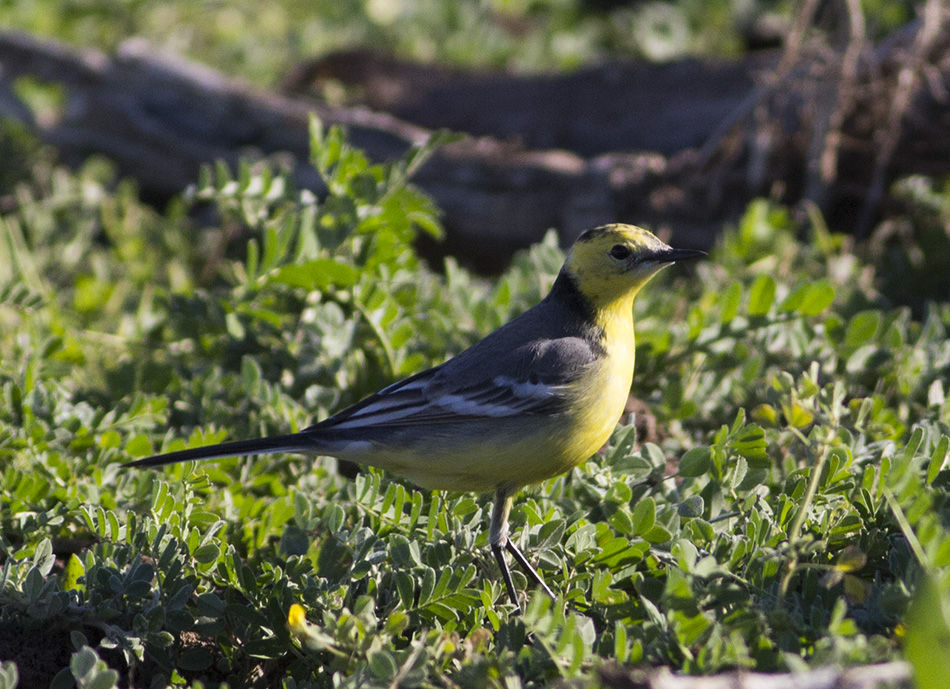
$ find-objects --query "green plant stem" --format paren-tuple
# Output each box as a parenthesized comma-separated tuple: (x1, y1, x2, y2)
(352, 295, 397, 379)
(884, 489, 928, 566)
(777, 392, 842, 608)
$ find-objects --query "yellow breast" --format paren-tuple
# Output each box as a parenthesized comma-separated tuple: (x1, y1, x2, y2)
(560, 309, 635, 468)
(501, 305, 636, 488)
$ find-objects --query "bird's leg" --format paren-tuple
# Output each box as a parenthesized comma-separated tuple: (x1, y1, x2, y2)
(489, 488, 557, 611)
(506, 540, 556, 600)
(490, 489, 521, 611)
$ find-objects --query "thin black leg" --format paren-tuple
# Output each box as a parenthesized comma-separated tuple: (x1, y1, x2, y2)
(492, 543, 521, 612)
(506, 540, 556, 600)
(490, 488, 521, 611)
(489, 487, 558, 611)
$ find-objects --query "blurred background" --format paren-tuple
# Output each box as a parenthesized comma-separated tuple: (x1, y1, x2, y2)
(1, 0, 947, 283)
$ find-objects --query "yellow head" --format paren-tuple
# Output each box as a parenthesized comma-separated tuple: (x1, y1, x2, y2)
(563, 224, 704, 312)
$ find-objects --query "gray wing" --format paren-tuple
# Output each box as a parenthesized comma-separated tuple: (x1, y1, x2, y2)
(315, 331, 599, 431)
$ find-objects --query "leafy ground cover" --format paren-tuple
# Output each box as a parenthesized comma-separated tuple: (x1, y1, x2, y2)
(1, 122, 950, 688)
(0, 0, 916, 86)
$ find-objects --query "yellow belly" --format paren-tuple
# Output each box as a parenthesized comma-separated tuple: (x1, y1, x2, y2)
(351, 337, 635, 493)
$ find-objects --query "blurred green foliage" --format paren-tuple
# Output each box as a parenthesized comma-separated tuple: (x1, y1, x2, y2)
(0, 0, 918, 88)
(1, 115, 950, 687)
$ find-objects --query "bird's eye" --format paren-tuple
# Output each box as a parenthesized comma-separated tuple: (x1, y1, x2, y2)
(609, 244, 631, 260)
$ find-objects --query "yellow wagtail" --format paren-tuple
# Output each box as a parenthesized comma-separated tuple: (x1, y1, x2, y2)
(126, 224, 703, 610)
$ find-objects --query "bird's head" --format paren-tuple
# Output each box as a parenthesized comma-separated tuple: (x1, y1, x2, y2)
(563, 224, 705, 309)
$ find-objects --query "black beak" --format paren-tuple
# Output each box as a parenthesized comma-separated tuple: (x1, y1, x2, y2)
(655, 247, 707, 263)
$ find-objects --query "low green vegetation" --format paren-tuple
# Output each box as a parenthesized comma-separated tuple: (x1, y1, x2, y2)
(1, 0, 916, 86)
(1, 122, 949, 688)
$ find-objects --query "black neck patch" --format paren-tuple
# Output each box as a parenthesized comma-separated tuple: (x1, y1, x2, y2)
(547, 270, 607, 353)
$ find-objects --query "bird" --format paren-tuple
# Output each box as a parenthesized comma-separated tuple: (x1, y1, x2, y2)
(126, 224, 704, 611)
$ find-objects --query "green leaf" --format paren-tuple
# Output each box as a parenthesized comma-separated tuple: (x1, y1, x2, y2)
(325, 504, 345, 534)
(609, 508, 635, 536)
(368, 650, 398, 680)
(642, 443, 667, 469)
(192, 543, 220, 564)
(747, 275, 776, 316)
(0, 661, 18, 689)
(225, 311, 246, 339)
(34, 538, 54, 576)
(237, 562, 257, 592)
(389, 534, 418, 567)
(395, 571, 415, 609)
(720, 283, 741, 324)
(844, 310, 881, 347)
(733, 424, 770, 466)
(197, 592, 226, 616)
(98, 430, 121, 449)
(537, 519, 566, 549)
(677, 496, 704, 519)
(928, 435, 949, 485)
(778, 283, 808, 313)
(799, 281, 836, 315)
(418, 567, 436, 606)
(70, 646, 98, 681)
(737, 467, 769, 490)
(125, 434, 152, 458)
(903, 427, 925, 462)
(631, 498, 656, 537)
(612, 454, 653, 477)
(64, 554, 85, 591)
(643, 524, 672, 544)
(70, 646, 119, 689)
(50, 667, 74, 689)
(679, 447, 711, 477)
(271, 259, 359, 290)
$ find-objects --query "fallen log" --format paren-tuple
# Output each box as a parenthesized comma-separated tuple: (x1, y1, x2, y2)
(0, 31, 618, 269)
(283, 49, 775, 157)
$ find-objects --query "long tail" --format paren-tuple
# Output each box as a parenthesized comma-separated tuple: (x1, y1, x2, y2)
(123, 433, 316, 469)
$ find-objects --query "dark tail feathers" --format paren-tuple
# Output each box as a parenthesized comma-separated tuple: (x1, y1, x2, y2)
(123, 433, 314, 468)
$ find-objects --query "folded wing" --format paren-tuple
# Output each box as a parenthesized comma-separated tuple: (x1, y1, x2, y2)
(312, 333, 600, 432)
